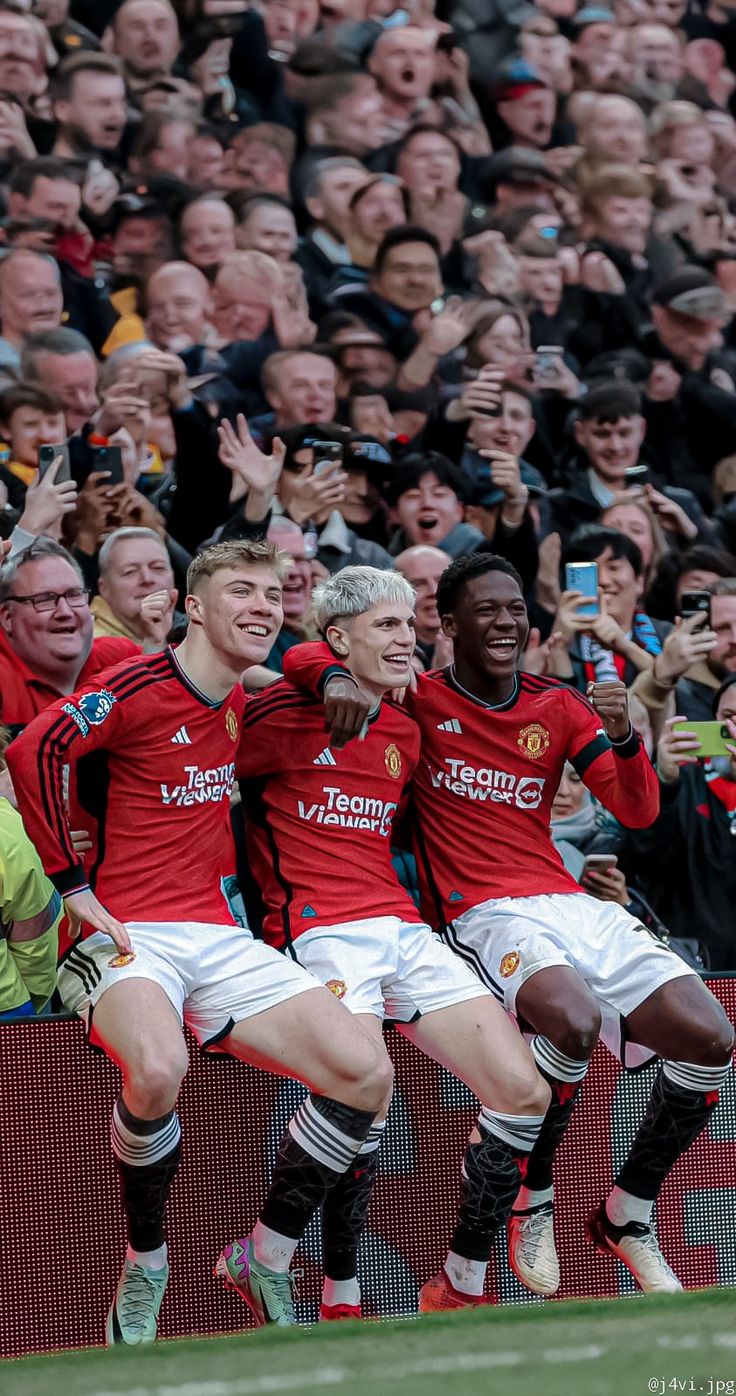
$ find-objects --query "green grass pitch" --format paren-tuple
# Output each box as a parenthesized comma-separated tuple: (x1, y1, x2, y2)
(5, 1290, 736, 1396)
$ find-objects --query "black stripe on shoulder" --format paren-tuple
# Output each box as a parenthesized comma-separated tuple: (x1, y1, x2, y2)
(101, 666, 174, 704)
(521, 672, 596, 712)
(241, 689, 317, 729)
(570, 732, 611, 777)
(102, 655, 172, 692)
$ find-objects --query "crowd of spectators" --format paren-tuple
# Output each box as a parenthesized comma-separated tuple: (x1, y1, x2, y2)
(1, 0, 736, 1014)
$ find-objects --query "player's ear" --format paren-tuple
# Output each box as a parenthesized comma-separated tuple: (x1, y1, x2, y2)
(326, 622, 349, 657)
(440, 612, 456, 640)
(185, 592, 204, 627)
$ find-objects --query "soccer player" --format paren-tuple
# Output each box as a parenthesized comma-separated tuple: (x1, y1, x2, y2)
(237, 566, 550, 1319)
(7, 540, 392, 1344)
(284, 553, 733, 1303)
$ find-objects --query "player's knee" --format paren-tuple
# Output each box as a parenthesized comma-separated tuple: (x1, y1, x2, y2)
(687, 1006, 734, 1066)
(493, 1064, 551, 1117)
(340, 1040, 393, 1112)
(126, 1043, 188, 1114)
(554, 1005, 601, 1062)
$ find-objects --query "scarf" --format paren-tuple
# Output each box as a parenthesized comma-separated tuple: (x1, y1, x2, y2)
(581, 611, 662, 685)
(551, 794, 597, 848)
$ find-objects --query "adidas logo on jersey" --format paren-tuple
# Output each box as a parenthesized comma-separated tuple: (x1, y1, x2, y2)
(313, 748, 337, 766)
(170, 725, 192, 745)
(437, 718, 462, 734)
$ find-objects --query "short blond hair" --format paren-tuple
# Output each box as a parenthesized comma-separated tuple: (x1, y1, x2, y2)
(187, 540, 290, 595)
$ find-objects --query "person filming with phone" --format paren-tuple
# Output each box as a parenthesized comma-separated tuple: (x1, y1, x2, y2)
(549, 525, 670, 691)
(625, 677, 736, 970)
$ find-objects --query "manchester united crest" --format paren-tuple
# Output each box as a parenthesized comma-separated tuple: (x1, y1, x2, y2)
(326, 979, 347, 999)
(517, 722, 550, 760)
(225, 707, 239, 743)
(499, 950, 520, 978)
(384, 743, 401, 778)
(109, 951, 136, 968)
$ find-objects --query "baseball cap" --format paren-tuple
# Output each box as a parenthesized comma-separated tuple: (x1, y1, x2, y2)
(653, 267, 728, 322)
(573, 6, 616, 27)
(489, 58, 548, 104)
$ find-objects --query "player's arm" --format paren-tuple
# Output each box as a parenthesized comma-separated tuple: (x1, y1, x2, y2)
(282, 641, 373, 749)
(566, 681, 660, 829)
(6, 688, 131, 949)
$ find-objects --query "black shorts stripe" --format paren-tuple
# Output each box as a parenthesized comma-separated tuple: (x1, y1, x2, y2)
(443, 922, 504, 1003)
(62, 958, 94, 997)
(69, 941, 103, 985)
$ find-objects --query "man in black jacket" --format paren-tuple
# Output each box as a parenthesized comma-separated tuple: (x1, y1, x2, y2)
(549, 380, 708, 543)
(626, 677, 736, 969)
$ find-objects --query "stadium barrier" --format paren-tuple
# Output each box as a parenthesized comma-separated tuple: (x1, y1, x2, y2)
(2, 977, 735, 1358)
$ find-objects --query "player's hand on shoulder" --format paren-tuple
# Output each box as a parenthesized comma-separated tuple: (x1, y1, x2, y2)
(64, 887, 131, 952)
(587, 679, 631, 741)
(323, 673, 372, 749)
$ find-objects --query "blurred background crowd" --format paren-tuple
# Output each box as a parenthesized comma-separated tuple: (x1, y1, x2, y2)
(1, 0, 736, 1018)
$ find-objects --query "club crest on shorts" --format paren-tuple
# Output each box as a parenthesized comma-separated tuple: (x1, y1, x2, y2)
(499, 950, 520, 978)
(517, 722, 550, 760)
(225, 707, 238, 743)
(384, 742, 401, 778)
(109, 951, 136, 968)
(326, 978, 347, 999)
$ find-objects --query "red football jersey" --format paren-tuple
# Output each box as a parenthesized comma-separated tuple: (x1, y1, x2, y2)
(236, 680, 422, 949)
(283, 645, 661, 927)
(7, 647, 244, 927)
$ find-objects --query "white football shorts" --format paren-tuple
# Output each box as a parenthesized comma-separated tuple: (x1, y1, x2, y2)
(444, 892, 697, 1067)
(292, 914, 490, 1021)
(58, 920, 318, 1047)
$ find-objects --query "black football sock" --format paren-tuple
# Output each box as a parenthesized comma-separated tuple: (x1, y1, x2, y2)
(111, 1097, 182, 1253)
(322, 1121, 385, 1287)
(612, 1060, 730, 1211)
(449, 1107, 545, 1272)
(258, 1094, 377, 1247)
(517, 1036, 589, 1198)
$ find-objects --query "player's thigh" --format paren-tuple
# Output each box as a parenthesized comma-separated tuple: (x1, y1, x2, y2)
(398, 995, 550, 1117)
(625, 975, 734, 1065)
(92, 977, 189, 1101)
(515, 965, 602, 1060)
(446, 895, 577, 1013)
(223, 987, 393, 1110)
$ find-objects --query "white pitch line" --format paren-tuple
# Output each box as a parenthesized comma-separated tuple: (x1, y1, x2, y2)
(90, 1341, 607, 1396)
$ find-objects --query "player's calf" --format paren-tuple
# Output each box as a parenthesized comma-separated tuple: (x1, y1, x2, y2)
(320, 1119, 385, 1320)
(509, 1036, 591, 1297)
(591, 1056, 732, 1292)
(217, 1094, 381, 1325)
(421, 1103, 547, 1312)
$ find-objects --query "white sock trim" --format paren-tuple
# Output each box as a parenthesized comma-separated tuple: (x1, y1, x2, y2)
(322, 1277, 361, 1307)
(662, 1059, 731, 1093)
(478, 1107, 545, 1152)
(605, 1186, 654, 1228)
(251, 1220, 298, 1273)
(531, 1036, 589, 1084)
(111, 1103, 181, 1168)
(288, 1097, 362, 1174)
(357, 1120, 386, 1157)
(444, 1251, 486, 1297)
(126, 1242, 168, 1270)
